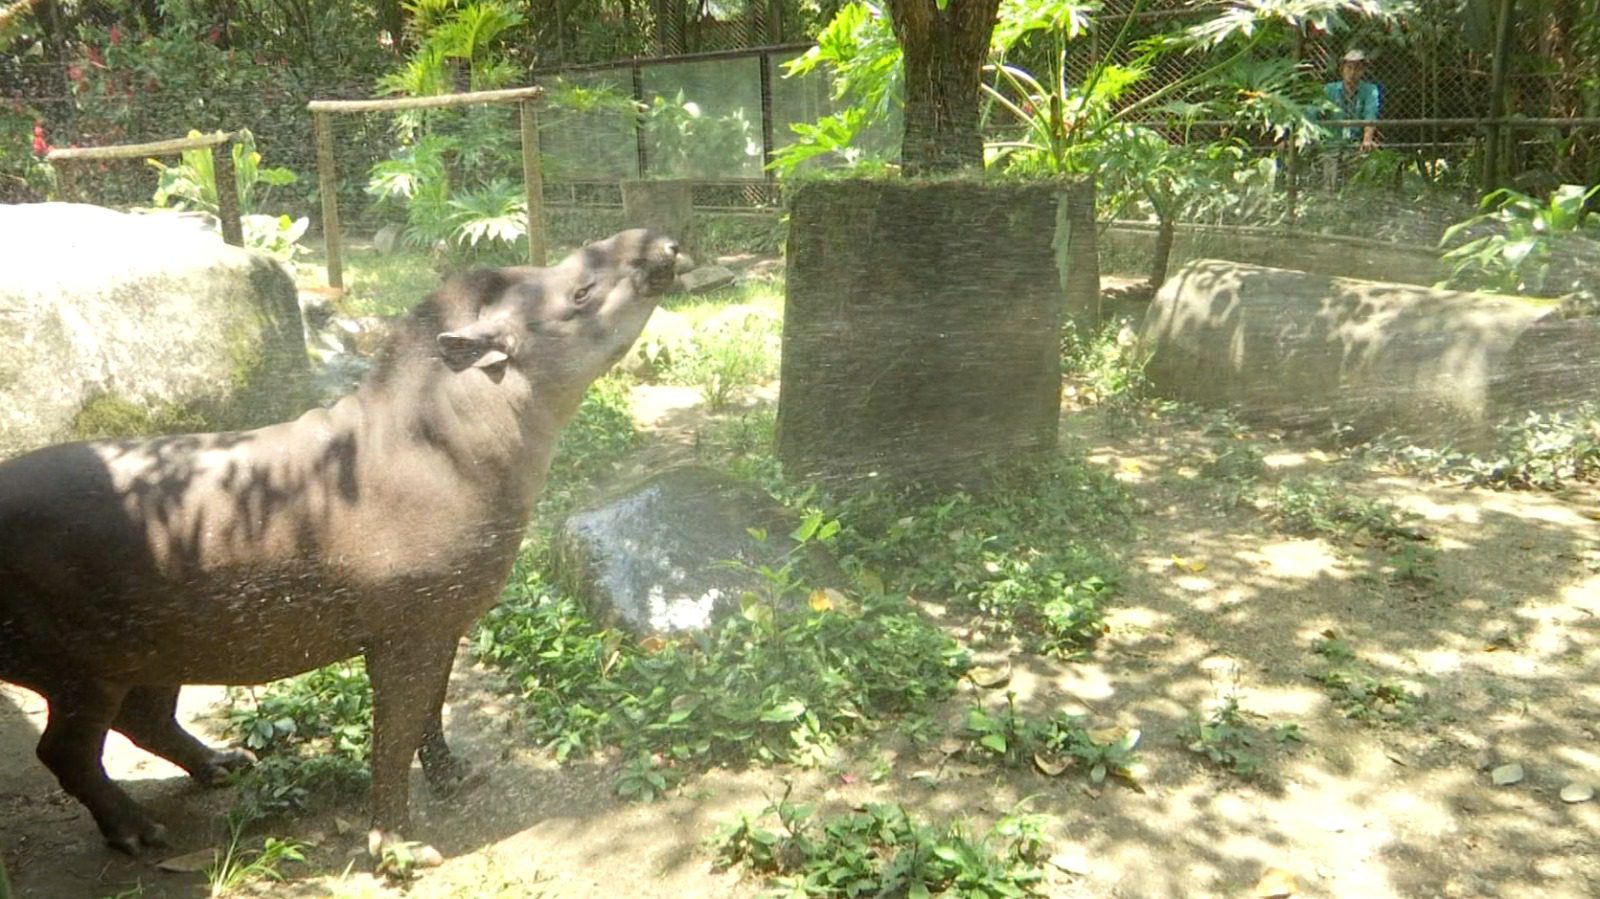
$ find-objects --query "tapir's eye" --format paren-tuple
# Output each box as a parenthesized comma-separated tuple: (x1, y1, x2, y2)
(572, 280, 596, 307)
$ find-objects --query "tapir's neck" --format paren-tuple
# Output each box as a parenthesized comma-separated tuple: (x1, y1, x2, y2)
(336, 361, 578, 522)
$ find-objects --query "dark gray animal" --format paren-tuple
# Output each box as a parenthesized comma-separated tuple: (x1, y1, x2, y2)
(0, 229, 680, 863)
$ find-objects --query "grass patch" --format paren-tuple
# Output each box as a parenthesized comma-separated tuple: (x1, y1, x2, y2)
(711, 795, 1051, 898)
(473, 539, 969, 777)
(830, 456, 1133, 657)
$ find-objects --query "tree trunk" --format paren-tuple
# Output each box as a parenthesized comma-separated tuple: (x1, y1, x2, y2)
(885, 0, 1000, 176)
(1149, 217, 1175, 289)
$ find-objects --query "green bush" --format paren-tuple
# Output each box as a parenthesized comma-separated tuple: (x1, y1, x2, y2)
(711, 797, 1051, 898)
(832, 456, 1131, 657)
(473, 548, 969, 775)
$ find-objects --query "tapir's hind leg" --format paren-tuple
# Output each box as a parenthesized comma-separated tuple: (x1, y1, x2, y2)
(112, 686, 256, 786)
(417, 646, 484, 797)
(36, 681, 168, 854)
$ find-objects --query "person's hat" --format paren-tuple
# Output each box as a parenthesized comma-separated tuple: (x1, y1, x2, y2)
(1342, 49, 1368, 63)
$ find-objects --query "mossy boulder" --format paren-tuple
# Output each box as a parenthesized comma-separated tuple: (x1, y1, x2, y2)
(0, 203, 310, 457)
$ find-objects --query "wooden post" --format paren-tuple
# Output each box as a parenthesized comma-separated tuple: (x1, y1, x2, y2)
(54, 160, 77, 202)
(211, 143, 245, 247)
(520, 99, 547, 267)
(1484, 0, 1517, 194)
(313, 111, 343, 290)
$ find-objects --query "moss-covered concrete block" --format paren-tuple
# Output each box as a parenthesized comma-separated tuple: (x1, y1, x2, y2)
(777, 179, 1065, 488)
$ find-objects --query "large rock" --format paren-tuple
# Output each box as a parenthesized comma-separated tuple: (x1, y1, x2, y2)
(1137, 259, 1595, 443)
(553, 466, 845, 636)
(0, 203, 310, 457)
(778, 179, 1065, 488)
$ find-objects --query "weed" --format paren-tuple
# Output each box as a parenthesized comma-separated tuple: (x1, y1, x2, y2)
(1311, 669, 1421, 723)
(711, 790, 1051, 898)
(833, 456, 1131, 657)
(206, 815, 305, 896)
(616, 750, 682, 802)
(1032, 714, 1143, 787)
(961, 693, 1035, 765)
(1061, 315, 1149, 414)
(1271, 477, 1425, 546)
(665, 308, 782, 412)
(473, 523, 967, 790)
(222, 661, 372, 822)
(1181, 695, 1301, 778)
(1310, 631, 1357, 665)
(1370, 405, 1600, 491)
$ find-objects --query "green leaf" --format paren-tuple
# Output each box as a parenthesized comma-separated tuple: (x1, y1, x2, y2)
(980, 732, 1008, 754)
(761, 699, 807, 723)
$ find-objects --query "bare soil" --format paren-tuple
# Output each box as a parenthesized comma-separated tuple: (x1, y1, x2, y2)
(4, 385, 1598, 899)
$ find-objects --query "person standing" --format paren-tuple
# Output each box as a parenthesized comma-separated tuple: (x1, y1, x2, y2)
(1325, 48, 1381, 152)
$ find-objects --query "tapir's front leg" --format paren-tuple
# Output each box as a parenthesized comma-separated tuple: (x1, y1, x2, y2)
(364, 636, 458, 869)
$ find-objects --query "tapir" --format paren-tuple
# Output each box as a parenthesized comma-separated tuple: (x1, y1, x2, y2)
(0, 229, 681, 863)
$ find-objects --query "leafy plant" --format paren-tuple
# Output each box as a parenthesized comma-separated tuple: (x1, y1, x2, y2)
(146, 128, 305, 259)
(711, 794, 1051, 898)
(1373, 405, 1600, 491)
(221, 661, 372, 822)
(833, 456, 1130, 657)
(1310, 669, 1421, 723)
(664, 310, 783, 412)
(1439, 184, 1600, 297)
(771, 1, 902, 177)
(206, 815, 305, 897)
(1271, 477, 1425, 546)
(472, 520, 967, 787)
(615, 750, 682, 802)
(1182, 695, 1301, 778)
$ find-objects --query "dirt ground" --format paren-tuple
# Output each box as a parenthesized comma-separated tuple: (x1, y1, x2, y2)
(3, 382, 1598, 899)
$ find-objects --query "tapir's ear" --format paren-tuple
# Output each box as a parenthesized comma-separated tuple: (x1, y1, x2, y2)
(437, 324, 512, 372)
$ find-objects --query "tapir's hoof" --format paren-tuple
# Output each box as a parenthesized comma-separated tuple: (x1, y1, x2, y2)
(103, 818, 169, 856)
(194, 747, 257, 786)
(368, 829, 444, 879)
(425, 760, 488, 798)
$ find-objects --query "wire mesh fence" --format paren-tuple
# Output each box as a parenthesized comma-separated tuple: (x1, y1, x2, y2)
(4, 2, 1597, 241)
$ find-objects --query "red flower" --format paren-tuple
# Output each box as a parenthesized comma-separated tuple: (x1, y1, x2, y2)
(109, 23, 122, 46)
(65, 64, 83, 82)
(32, 120, 49, 156)
(206, 24, 222, 43)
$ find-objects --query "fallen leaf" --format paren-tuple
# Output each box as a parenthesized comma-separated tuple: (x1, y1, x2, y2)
(1120, 459, 1142, 473)
(967, 663, 1012, 689)
(639, 635, 669, 653)
(1087, 727, 1122, 746)
(1560, 782, 1595, 803)
(1254, 866, 1298, 897)
(1049, 852, 1092, 875)
(838, 772, 858, 785)
(156, 848, 217, 873)
(1492, 763, 1525, 786)
(335, 815, 355, 835)
(1170, 555, 1207, 574)
(809, 588, 836, 612)
(909, 769, 939, 783)
(1033, 753, 1069, 777)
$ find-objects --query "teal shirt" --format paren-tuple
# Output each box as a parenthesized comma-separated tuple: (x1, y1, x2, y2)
(1321, 80, 1381, 142)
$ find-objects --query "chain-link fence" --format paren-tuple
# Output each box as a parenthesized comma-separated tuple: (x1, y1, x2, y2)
(4, 2, 1597, 234)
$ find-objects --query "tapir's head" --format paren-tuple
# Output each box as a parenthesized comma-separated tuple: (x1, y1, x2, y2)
(434, 229, 681, 410)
